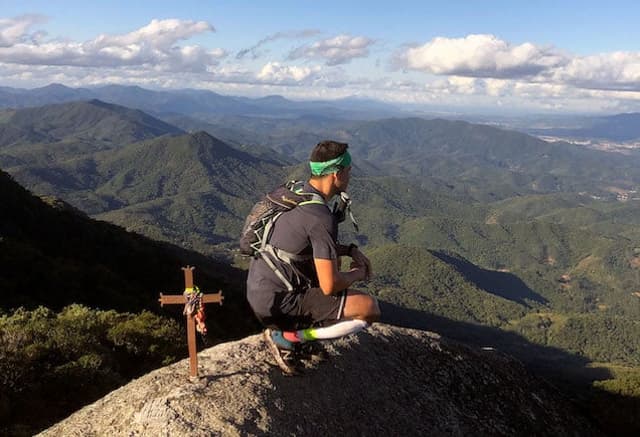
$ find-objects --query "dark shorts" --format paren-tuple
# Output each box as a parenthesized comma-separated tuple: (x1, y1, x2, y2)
(256, 288, 347, 331)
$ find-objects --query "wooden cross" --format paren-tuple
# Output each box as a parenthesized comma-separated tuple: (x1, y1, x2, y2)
(158, 266, 224, 379)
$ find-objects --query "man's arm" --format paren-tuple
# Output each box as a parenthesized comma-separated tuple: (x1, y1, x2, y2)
(314, 257, 366, 295)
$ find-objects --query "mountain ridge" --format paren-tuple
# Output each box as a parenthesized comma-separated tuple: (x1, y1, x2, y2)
(0, 99, 184, 148)
(0, 168, 251, 317)
(2, 98, 640, 433)
(0, 84, 403, 120)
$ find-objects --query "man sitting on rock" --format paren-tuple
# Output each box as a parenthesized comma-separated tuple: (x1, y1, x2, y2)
(246, 140, 380, 375)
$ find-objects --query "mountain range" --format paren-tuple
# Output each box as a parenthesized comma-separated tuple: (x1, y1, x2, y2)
(5, 83, 640, 144)
(4, 99, 640, 257)
(0, 83, 403, 120)
(2, 94, 640, 434)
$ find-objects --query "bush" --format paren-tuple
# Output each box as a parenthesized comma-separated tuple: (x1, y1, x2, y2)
(0, 304, 184, 435)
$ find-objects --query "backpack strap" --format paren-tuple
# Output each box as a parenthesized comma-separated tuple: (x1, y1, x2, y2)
(260, 245, 312, 292)
(298, 195, 325, 207)
(289, 180, 327, 207)
(257, 185, 326, 292)
(259, 245, 296, 292)
(257, 211, 293, 291)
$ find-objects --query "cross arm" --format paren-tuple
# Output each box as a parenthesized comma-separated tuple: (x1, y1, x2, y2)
(158, 291, 224, 307)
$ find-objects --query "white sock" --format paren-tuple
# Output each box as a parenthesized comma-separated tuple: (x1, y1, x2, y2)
(297, 319, 369, 341)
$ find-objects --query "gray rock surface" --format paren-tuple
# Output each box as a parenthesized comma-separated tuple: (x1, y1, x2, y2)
(39, 324, 600, 436)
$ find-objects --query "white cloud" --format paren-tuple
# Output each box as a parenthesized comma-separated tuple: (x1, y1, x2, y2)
(483, 78, 511, 97)
(401, 34, 566, 78)
(0, 15, 47, 48)
(445, 76, 480, 94)
(554, 52, 640, 91)
(288, 34, 374, 65)
(99, 18, 214, 48)
(397, 33, 640, 97)
(5, 15, 640, 113)
(392, 33, 640, 111)
(256, 61, 321, 84)
(0, 18, 225, 72)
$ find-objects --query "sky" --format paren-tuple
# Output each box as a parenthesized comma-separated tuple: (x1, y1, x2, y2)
(2, 1, 640, 114)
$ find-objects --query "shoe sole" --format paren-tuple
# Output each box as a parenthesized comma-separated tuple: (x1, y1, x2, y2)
(263, 329, 300, 376)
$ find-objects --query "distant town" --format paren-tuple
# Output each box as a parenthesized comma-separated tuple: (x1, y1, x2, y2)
(539, 136, 640, 155)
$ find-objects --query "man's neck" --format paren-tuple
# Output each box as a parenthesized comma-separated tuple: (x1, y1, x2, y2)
(308, 177, 334, 200)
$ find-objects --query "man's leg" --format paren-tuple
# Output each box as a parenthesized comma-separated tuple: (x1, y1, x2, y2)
(282, 289, 380, 343)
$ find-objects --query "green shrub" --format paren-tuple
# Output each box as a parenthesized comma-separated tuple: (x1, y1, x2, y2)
(0, 305, 184, 435)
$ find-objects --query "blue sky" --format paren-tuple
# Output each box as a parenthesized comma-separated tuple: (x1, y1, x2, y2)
(2, 1, 640, 113)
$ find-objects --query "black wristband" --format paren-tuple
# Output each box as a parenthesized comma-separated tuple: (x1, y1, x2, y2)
(348, 243, 358, 257)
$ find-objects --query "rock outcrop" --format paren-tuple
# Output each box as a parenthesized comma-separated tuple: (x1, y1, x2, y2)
(40, 325, 599, 436)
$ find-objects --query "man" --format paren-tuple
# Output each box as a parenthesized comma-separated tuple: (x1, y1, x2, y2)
(246, 140, 380, 374)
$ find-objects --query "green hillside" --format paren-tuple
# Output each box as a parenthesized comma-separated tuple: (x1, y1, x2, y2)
(189, 115, 640, 200)
(0, 99, 183, 149)
(0, 169, 262, 434)
(366, 245, 530, 325)
(3, 102, 640, 433)
(0, 169, 254, 318)
(1, 111, 290, 253)
(0, 100, 185, 196)
(88, 131, 288, 252)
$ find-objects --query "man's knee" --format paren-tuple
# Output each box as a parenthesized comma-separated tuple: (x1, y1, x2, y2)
(345, 293, 380, 323)
(365, 296, 381, 323)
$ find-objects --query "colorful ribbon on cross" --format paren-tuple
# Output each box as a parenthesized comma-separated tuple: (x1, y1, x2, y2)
(183, 285, 207, 335)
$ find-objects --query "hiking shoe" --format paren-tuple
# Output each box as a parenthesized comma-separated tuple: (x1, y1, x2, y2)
(263, 329, 301, 376)
(297, 341, 329, 363)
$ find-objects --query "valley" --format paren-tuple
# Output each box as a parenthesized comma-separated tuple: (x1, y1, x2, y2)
(2, 87, 640, 434)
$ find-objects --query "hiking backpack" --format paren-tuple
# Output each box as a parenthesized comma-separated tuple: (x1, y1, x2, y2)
(240, 180, 359, 292)
(240, 181, 325, 291)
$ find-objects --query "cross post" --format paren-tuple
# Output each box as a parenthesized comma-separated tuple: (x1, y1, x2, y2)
(158, 266, 224, 379)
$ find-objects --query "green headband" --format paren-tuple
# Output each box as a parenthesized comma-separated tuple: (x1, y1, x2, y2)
(309, 151, 352, 176)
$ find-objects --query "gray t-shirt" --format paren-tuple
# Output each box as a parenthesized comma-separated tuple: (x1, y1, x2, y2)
(246, 183, 338, 318)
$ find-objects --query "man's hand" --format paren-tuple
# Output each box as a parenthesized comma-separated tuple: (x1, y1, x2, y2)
(348, 265, 368, 282)
(350, 248, 372, 280)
